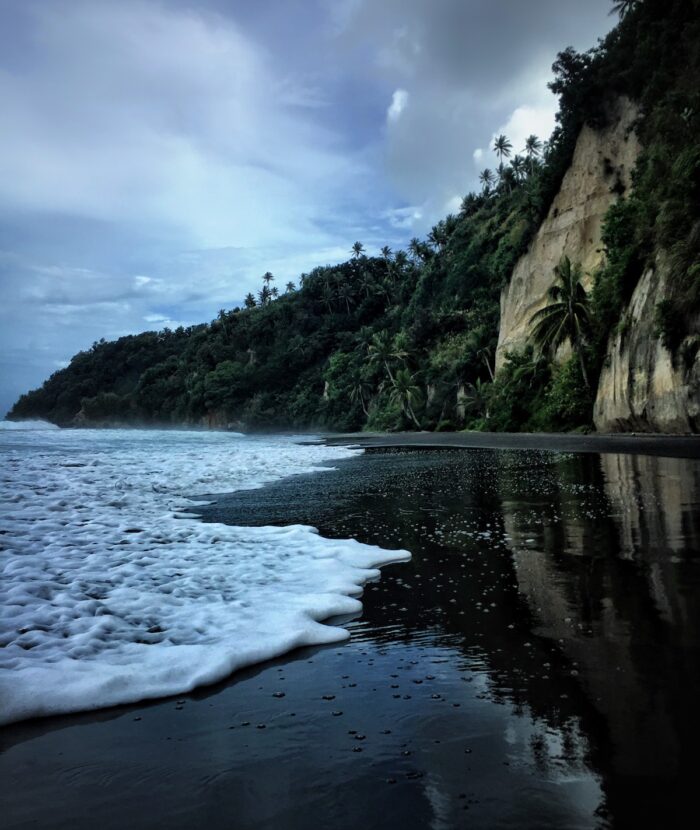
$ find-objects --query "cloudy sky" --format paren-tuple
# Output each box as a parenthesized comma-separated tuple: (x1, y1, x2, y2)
(0, 0, 614, 414)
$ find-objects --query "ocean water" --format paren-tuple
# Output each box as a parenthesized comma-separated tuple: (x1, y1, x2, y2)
(0, 425, 409, 725)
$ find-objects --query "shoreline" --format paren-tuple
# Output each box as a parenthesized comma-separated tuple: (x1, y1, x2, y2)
(320, 429, 700, 459)
(2, 443, 699, 828)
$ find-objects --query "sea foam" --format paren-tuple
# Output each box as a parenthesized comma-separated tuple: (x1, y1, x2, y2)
(0, 429, 409, 725)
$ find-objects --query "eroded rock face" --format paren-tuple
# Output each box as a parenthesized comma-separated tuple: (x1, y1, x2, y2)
(496, 97, 640, 369)
(593, 266, 700, 433)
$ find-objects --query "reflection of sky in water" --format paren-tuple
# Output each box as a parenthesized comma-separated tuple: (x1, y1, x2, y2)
(2, 447, 699, 829)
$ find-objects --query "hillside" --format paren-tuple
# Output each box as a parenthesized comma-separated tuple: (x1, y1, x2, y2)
(9, 0, 700, 433)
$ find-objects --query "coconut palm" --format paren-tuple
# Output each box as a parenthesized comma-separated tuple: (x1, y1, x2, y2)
(244, 292, 256, 309)
(262, 271, 274, 286)
(258, 285, 271, 306)
(337, 282, 354, 314)
(393, 250, 409, 270)
(524, 134, 542, 159)
(350, 375, 372, 417)
(529, 255, 592, 387)
(270, 286, 279, 299)
(368, 330, 398, 384)
(351, 241, 365, 259)
(408, 237, 422, 262)
(285, 281, 296, 293)
(479, 168, 495, 193)
(610, 0, 638, 19)
(390, 368, 422, 428)
(428, 222, 447, 250)
(461, 378, 489, 418)
(321, 284, 335, 313)
(511, 154, 526, 181)
(381, 245, 392, 261)
(493, 134, 513, 163)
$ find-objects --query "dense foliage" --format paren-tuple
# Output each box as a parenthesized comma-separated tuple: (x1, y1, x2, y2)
(9, 0, 699, 431)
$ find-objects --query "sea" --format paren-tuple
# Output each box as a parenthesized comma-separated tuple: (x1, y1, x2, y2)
(0, 423, 408, 725)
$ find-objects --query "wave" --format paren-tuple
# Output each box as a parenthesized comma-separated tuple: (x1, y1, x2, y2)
(0, 430, 409, 725)
(0, 419, 59, 430)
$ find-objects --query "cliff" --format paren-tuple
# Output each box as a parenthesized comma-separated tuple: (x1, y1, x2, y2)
(593, 262, 700, 432)
(496, 97, 640, 370)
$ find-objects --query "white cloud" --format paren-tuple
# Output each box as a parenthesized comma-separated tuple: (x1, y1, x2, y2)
(0, 0, 358, 250)
(387, 89, 409, 122)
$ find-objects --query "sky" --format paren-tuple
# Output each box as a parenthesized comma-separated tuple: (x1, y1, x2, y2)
(0, 0, 615, 415)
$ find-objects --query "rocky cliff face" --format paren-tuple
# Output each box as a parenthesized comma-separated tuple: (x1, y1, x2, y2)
(593, 263, 700, 432)
(496, 97, 640, 369)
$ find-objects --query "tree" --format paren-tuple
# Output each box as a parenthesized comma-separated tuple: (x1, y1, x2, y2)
(244, 292, 256, 309)
(610, 0, 638, 19)
(368, 330, 398, 384)
(350, 375, 372, 417)
(408, 237, 422, 262)
(479, 168, 495, 193)
(390, 368, 422, 428)
(258, 285, 271, 306)
(511, 155, 526, 181)
(285, 281, 296, 293)
(493, 134, 513, 163)
(262, 271, 274, 286)
(381, 245, 392, 261)
(270, 286, 279, 299)
(529, 255, 592, 387)
(351, 241, 365, 259)
(524, 134, 542, 159)
(461, 378, 489, 418)
(337, 282, 354, 314)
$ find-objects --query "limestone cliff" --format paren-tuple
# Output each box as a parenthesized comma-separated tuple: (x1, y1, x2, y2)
(496, 97, 640, 369)
(593, 263, 700, 432)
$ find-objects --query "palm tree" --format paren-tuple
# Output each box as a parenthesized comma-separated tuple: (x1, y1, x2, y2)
(393, 250, 409, 271)
(244, 292, 256, 309)
(529, 255, 592, 387)
(368, 330, 398, 384)
(390, 368, 422, 428)
(321, 284, 335, 313)
(380, 245, 392, 261)
(610, 0, 638, 19)
(428, 222, 447, 250)
(351, 241, 365, 259)
(270, 286, 279, 299)
(262, 271, 274, 286)
(408, 237, 422, 262)
(350, 376, 372, 417)
(524, 134, 542, 159)
(479, 168, 495, 193)
(337, 282, 354, 314)
(477, 347, 495, 382)
(461, 378, 489, 418)
(493, 134, 513, 163)
(511, 155, 526, 181)
(258, 285, 271, 306)
(285, 281, 296, 293)
(461, 193, 479, 214)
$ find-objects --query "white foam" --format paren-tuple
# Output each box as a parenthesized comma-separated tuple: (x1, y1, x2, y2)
(0, 429, 409, 725)
(0, 419, 59, 430)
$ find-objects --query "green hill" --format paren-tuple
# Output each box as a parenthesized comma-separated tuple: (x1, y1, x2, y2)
(9, 0, 699, 433)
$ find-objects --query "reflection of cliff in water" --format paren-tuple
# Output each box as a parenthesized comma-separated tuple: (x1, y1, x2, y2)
(499, 451, 700, 822)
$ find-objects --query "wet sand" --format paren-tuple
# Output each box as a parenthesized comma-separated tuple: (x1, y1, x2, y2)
(322, 430, 700, 459)
(2, 445, 700, 828)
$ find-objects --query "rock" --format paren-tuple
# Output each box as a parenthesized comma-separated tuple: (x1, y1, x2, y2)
(593, 262, 700, 433)
(496, 97, 640, 369)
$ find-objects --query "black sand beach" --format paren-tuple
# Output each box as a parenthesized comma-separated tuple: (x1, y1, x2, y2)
(2, 441, 700, 829)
